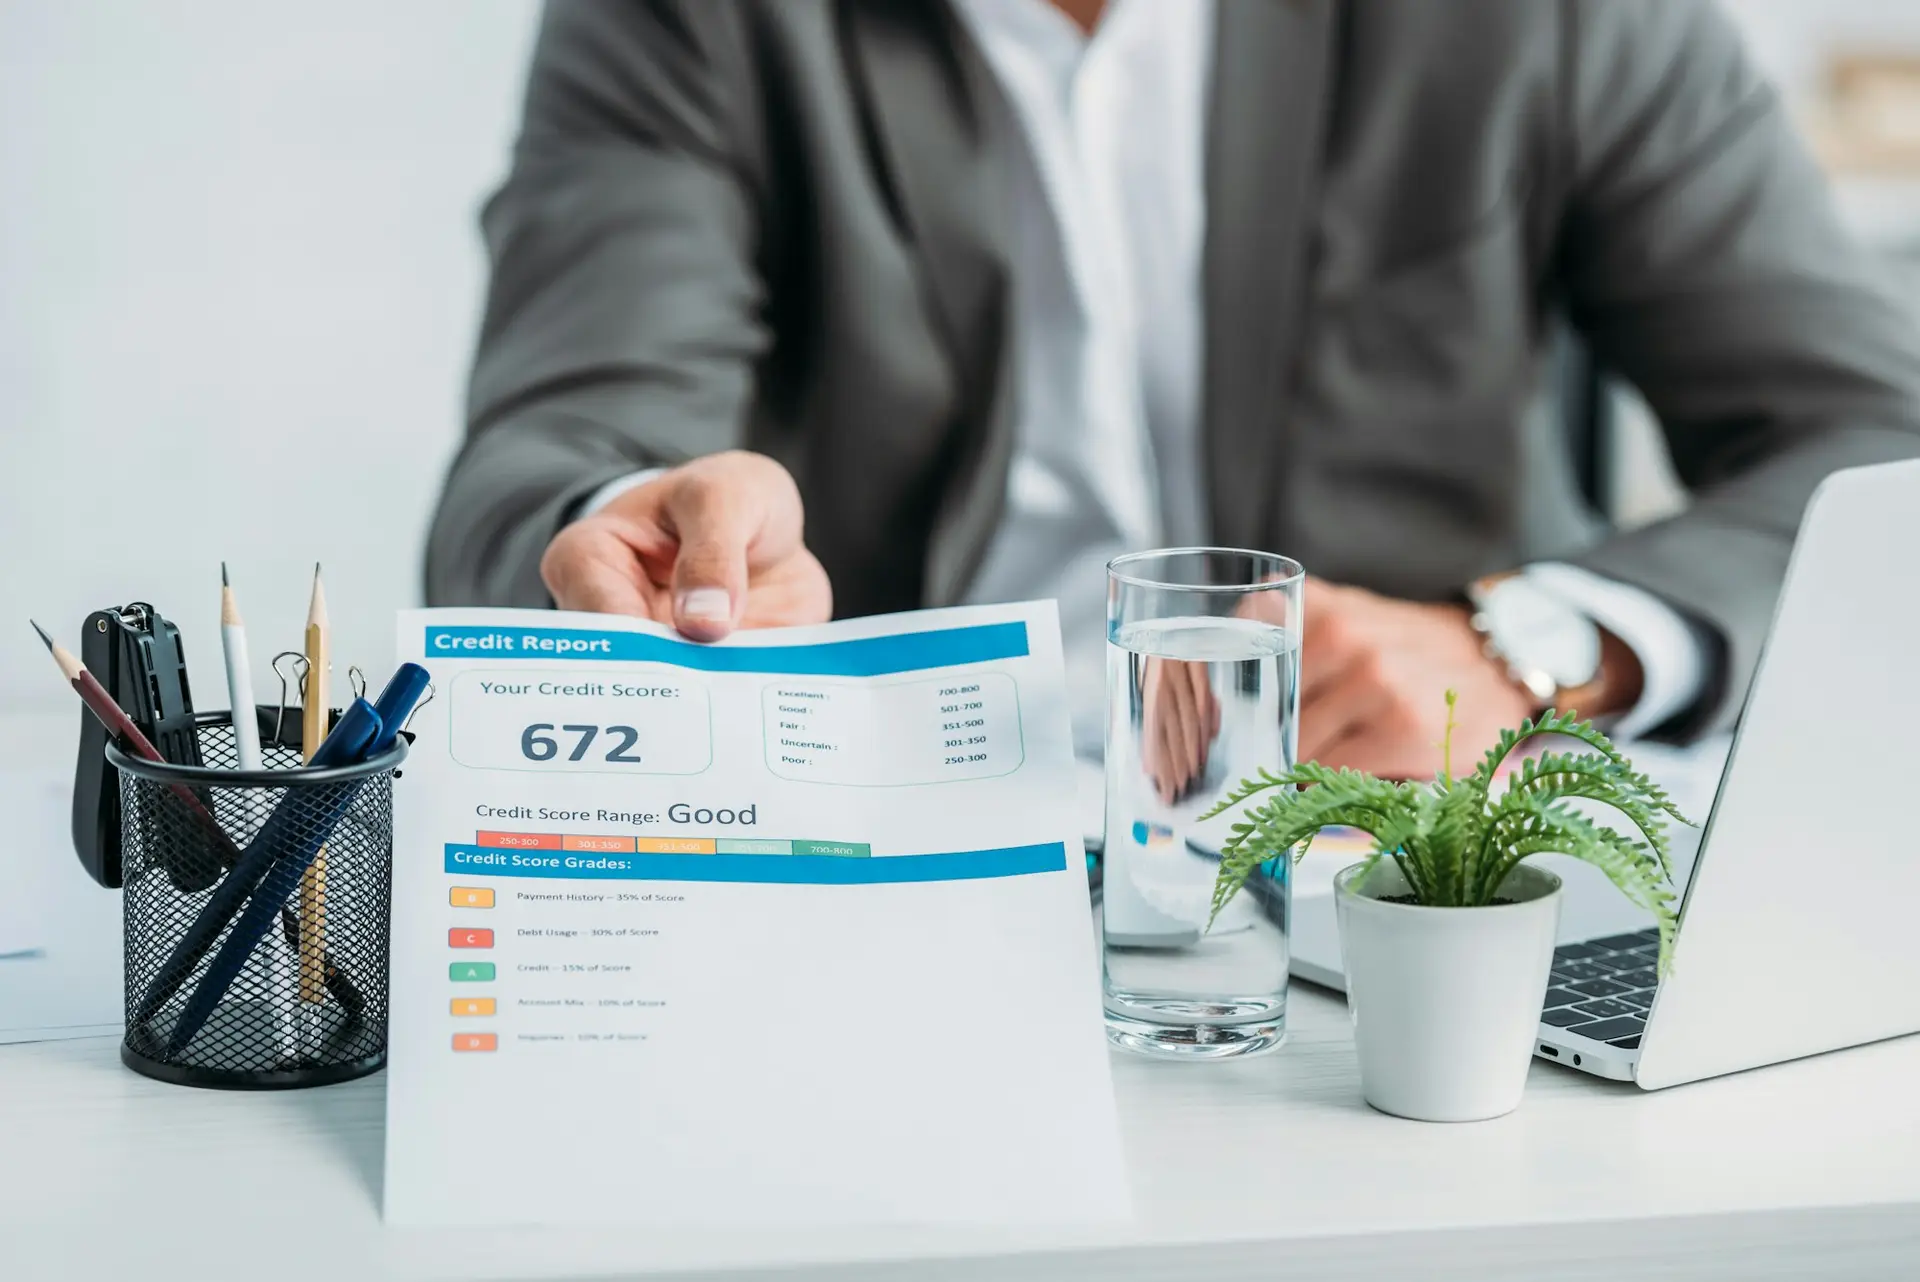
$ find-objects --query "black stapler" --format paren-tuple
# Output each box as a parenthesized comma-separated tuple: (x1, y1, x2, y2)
(71, 602, 213, 890)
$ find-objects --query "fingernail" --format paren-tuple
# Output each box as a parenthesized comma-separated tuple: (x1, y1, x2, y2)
(678, 588, 732, 621)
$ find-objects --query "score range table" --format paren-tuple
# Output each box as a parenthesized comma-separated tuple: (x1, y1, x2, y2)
(440, 828, 1069, 1054)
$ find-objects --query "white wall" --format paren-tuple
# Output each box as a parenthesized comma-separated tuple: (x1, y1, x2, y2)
(1729, 0, 1920, 101)
(0, 0, 540, 714)
(1729, 0, 1920, 249)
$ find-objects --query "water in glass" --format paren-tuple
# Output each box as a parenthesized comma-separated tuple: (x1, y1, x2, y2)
(1102, 614, 1299, 1056)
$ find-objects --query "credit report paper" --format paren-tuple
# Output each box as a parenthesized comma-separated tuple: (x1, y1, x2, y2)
(384, 603, 1126, 1227)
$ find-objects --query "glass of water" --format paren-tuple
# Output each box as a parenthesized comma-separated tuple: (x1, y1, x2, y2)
(1102, 548, 1303, 1058)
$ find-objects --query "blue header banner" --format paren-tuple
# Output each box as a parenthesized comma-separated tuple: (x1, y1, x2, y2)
(424, 621, 1028, 676)
(443, 842, 1068, 886)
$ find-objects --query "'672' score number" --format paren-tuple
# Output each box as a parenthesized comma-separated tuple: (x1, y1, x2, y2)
(449, 669, 714, 775)
(519, 723, 644, 764)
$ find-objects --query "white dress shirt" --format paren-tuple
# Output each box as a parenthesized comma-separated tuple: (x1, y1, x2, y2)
(591, 0, 1704, 755)
(950, 0, 1211, 756)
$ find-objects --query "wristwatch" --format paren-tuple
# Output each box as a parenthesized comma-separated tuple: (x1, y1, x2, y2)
(1465, 572, 1602, 710)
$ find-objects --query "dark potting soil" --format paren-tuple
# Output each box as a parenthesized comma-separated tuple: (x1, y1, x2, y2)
(1374, 895, 1518, 906)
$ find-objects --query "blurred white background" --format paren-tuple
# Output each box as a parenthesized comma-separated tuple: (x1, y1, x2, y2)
(0, 0, 540, 712)
(2, 0, 1918, 715)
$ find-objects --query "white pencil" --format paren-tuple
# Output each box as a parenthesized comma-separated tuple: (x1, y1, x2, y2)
(220, 565, 298, 1055)
(220, 563, 264, 772)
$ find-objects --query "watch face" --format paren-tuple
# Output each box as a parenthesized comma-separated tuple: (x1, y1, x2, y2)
(1478, 581, 1601, 689)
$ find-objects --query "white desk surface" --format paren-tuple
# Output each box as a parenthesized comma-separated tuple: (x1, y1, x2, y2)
(7, 996, 1920, 1282)
(6, 711, 1920, 1280)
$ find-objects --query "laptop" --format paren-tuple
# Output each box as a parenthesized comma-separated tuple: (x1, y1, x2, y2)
(1285, 458, 1920, 1089)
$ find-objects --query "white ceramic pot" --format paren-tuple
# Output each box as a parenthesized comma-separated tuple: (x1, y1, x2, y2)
(1333, 860, 1563, 1122)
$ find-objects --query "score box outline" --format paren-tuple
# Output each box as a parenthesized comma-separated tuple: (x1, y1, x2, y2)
(759, 668, 1026, 788)
(445, 666, 716, 778)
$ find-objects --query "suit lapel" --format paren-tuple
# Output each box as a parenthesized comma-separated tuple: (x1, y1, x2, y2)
(1203, 0, 1337, 550)
(842, 0, 1016, 605)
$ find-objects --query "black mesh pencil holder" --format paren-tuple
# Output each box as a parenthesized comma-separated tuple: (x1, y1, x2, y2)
(107, 711, 405, 1089)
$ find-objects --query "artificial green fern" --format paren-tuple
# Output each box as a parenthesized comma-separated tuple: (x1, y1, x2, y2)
(1201, 692, 1692, 970)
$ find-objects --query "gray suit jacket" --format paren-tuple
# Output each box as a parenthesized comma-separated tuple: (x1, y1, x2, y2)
(426, 0, 1920, 737)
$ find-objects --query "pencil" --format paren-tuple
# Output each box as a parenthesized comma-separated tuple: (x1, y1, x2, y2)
(299, 564, 330, 1004)
(220, 563, 264, 772)
(32, 619, 231, 848)
(30, 619, 367, 1024)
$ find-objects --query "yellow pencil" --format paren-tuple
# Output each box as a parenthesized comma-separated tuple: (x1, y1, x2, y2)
(299, 563, 330, 1004)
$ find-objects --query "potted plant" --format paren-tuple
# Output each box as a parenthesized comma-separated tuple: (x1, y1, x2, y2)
(1203, 695, 1689, 1122)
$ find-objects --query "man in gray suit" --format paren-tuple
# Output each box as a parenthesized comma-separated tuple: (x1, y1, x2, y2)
(427, 0, 1920, 780)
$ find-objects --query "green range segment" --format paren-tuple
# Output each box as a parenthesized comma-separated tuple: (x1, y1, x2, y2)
(790, 839, 871, 858)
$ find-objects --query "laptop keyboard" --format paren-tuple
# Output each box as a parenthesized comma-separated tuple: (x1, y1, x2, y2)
(1539, 928, 1660, 1050)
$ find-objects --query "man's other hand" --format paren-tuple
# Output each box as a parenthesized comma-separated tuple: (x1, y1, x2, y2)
(1139, 656, 1222, 804)
(1298, 578, 1536, 779)
(540, 451, 832, 641)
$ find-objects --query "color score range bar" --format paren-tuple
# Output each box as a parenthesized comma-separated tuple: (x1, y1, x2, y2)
(444, 841, 1068, 885)
(477, 830, 869, 857)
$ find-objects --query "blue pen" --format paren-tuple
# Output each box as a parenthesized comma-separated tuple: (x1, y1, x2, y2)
(137, 698, 383, 1038)
(368, 662, 431, 754)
